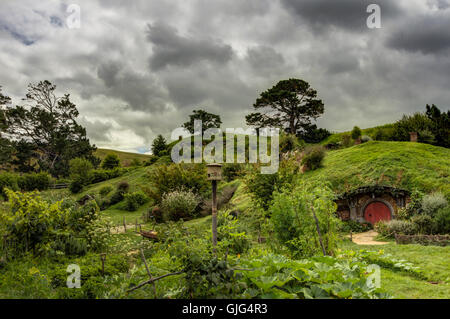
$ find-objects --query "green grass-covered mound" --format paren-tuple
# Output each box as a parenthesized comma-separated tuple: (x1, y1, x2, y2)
(300, 141, 450, 197)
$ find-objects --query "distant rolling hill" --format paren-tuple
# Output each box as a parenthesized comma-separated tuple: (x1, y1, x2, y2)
(95, 148, 152, 166)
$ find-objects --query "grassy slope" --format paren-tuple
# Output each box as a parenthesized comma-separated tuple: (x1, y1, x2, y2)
(340, 241, 450, 298)
(320, 124, 394, 145)
(94, 148, 152, 166)
(300, 141, 450, 197)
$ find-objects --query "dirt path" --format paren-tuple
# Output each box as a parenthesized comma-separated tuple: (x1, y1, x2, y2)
(351, 230, 389, 245)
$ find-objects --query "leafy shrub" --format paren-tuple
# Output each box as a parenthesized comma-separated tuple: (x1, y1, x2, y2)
(17, 172, 51, 191)
(432, 206, 450, 234)
(270, 182, 340, 257)
(411, 214, 433, 234)
(124, 191, 149, 211)
(99, 185, 113, 197)
(421, 192, 448, 216)
(0, 189, 67, 255)
(148, 163, 208, 203)
(375, 220, 417, 238)
(0, 173, 18, 198)
(245, 160, 298, 210)
(69, 157, 93, 185)
(351, 126, 362, 140)
(301, 146, 325, 171)
(338, 220, 372, 233)
(418, 128, 435, 144)
(69, 178, 84, 194)
(143, 155, 158, 166)
(300, 124, 331, 143)
(392, 113, 433, 142)
(239, 253, 390, 299)
(341, 134, 353, 148)
(176, 244, 245, 298)
(130, 159, 142, 167)
(90, 168, 124, 184)
(222, 163, 244, 182)
(160, 189, 199, 221)
(217, 211, 250, 254)
(117, 181, 130, 193)
(101, 154, 121, 169)
(279, 133, 302, 153)
(361, 135, 373, 143)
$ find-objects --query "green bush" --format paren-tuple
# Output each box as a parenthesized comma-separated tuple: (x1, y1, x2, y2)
(411, 214, 434, 234)
(17, 172, 51, 191)
(108, 182, 130, 205)
(99, 185, 113, 197)
(101, 154, 121, 169)
(69, 157, 93, 185)
(90, 168, 124, 184)
(341, 133, 353, 148)
(124, 191, 149, 211)
(160, 189, 199, 221)
(392, 113, 433, 142)
(143, 155, 158, 166)
(217, 211, 251, 254)
(270, 182, 340, 257)
(361, 135, 373, 143)
(222, 163, 244, 182)
(279, 133, 302, 153)
(0, 189, 70, 256)
(375, 220, 417, 238)
(421, 192, 448, 216)
(351, 126, 362, 140)
(69, 178, 84, 194)
(301, 146, 325, 171)
(148, 163, 208, 203)
(338, 220, 372, 233)
(245, 160, 298, 210)
(0, 173, 18, 198)
(432, 206, 450, 234)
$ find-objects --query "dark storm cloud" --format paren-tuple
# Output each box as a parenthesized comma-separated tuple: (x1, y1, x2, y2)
(386, 12, 450, 55)
(246, 46, 285, 71)
(146, 22, 234, 70)
(281, 0, 403, 33)
(1, 0, 449, 152)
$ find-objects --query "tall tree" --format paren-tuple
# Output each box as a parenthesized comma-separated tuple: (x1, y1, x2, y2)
(246, 78, 324, 135)
(151, 134, 168, 157)
(0, 86, 13, 167)
(182, 109, 222, 134)
(5, 80, 98, 176)
(425, 104, 450, 148)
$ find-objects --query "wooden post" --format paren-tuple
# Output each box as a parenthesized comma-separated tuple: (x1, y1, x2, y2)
(135, 218, 138, 232)
(100, 253, 106, 276)
(123, 217, 127, 232)
(211, 180, 218, 253)
(350, 230, 353, 241)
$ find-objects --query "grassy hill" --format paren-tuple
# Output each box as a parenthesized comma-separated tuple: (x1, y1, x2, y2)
(94, 148, 152, 166)
(320, 124, 394, 145)
(300, 141, 450, 197)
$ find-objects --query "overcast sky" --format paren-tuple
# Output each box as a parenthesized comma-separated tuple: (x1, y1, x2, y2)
(0, 0, 449, 153)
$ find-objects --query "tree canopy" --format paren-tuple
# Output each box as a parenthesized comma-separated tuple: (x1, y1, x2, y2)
(4, 81, 98, 176)
(183, 109, 222, 134)
(151, 134, 168, 157)
(246, 78, 324, 135)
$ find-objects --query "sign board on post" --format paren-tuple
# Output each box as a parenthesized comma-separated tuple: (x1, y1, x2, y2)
(207, 163, 222, 181)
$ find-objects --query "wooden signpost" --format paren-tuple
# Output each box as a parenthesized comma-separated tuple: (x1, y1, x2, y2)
(207, 163, 222, 254)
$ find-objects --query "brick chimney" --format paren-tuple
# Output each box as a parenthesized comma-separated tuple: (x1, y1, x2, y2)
(409, 132, 418, 142)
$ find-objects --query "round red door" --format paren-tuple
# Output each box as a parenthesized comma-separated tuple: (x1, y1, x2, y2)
(364, 201, 391, 224)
